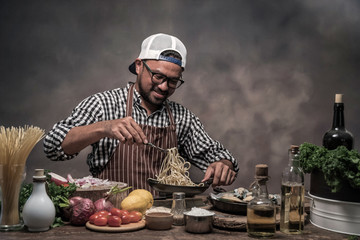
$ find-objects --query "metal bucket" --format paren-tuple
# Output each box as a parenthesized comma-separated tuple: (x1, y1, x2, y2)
(309, 193, 360, 236)
(310, 170, 360, 203)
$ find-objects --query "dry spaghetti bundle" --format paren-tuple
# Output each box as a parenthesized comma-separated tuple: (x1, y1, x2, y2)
(155, 147, 203, 187)
(0, 125, 45, 227)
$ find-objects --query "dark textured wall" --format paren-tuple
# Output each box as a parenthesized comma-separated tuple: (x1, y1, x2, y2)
(1, 0, 360, 193)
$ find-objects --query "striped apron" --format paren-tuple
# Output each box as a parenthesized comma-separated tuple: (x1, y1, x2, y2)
(98, 84, 177, 195)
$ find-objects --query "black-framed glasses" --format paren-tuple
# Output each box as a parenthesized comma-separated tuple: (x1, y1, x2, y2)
(142, 60, 184, 89)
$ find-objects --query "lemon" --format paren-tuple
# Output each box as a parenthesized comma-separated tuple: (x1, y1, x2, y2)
(128, 189, 154, 209)
(120, 195, 148, 214)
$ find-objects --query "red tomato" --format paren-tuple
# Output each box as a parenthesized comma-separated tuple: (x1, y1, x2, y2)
(129, 211, 142, 222)
(108, 215, 122, 227)
(119, 210, 129, 217)
(129, 213, 141, 223)
(97, 210, 110, 217)
(121, 214, 131, 224)
(110, 208, 122, 217)
(89, 213, 102, 224)
(94, 216, 108, 226)
(130, 211, 142, 218)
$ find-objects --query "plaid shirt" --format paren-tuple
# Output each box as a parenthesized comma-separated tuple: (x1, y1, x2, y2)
(43, 83, 238, 175)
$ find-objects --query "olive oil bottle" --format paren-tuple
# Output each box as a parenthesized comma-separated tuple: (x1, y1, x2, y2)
(247, 164, 276, 238)
(280, 145, 305, 234)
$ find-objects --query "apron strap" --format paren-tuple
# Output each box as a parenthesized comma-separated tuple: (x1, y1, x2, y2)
(126, 83, 135, 117)
(165, 103, 176, 131)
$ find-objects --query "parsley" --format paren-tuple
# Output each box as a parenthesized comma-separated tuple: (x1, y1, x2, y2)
(299, 142, 360, 192)
(46, 181, 77, 217)
(19, 183, 33, 212)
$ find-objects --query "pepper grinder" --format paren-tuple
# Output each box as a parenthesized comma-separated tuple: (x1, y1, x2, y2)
(22, 169, 56, 232)
(170, 192, 186, 225)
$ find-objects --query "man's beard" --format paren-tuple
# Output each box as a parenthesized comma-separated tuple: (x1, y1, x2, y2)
(138, 79, 168, 107)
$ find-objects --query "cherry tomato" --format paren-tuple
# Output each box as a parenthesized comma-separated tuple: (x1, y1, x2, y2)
(97, 210, 110, 217)
(108, 215, 122, 227)
(121, 214, 131, 224)
(110, 208, 122, 217)
(94, 216, 108, 226)
(129, 211, 142, 222)
(119, 210, 129, 217)
(89, 213, 102, 224)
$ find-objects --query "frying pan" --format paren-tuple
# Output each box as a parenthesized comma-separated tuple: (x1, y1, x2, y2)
(208, 196, 247, 215)
(147, 178, 212, 197)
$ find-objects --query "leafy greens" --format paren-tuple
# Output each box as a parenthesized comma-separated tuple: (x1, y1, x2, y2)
(299, 142, 360, 192)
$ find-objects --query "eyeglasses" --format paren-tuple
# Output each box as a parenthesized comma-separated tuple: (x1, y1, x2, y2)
(142, 60, 184, 89)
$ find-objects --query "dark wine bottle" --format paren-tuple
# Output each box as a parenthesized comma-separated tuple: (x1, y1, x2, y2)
(322, 94, 353, 150)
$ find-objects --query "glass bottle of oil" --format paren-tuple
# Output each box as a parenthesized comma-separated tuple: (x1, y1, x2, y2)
(247, 164, 276, 238)
(280, 145, 305, 234)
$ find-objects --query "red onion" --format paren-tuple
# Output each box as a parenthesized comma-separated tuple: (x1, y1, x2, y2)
(48, 172, 68, 186)
(67, 174, 75, 183)
(60, 196, 96, 225)
(94, 198, 114, 212)
(71, 198, 96, 225)
(69, 196, 83, 206)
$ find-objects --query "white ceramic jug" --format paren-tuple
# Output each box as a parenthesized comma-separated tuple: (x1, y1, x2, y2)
(22, 169, 55, 232)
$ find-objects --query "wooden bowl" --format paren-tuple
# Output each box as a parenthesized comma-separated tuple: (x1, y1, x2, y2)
(73, 181, 128, 209)
(145, 212, 173, 230)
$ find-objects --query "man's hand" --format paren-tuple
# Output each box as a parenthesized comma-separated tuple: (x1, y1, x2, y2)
(201, 159, 236, 187)
(62, 116, 147, 155)
(104, 116, 147, 144)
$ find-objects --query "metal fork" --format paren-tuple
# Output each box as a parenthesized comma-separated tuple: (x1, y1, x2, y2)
(144, 142, 168, 153)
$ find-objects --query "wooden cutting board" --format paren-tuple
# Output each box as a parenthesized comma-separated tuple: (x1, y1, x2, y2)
(204, 195, 309, 230)
(86, 220, 145, 232)
(212, 209, 280, 230)
(202, 204, 280, 230)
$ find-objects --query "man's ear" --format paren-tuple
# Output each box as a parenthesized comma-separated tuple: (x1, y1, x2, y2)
(135, 59, 142, 75)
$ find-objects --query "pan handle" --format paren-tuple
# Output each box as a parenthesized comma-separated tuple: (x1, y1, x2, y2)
(202, 177, 213, 186)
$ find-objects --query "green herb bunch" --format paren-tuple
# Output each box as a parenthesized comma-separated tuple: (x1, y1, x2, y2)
(299, 142, 360, 192)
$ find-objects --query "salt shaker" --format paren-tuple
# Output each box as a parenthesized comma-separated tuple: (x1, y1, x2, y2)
(171, 192, 186, 225)
(22, 169, 56, 232)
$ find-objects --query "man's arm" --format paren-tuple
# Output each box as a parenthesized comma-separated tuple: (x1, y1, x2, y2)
(62, 117, 148, 155)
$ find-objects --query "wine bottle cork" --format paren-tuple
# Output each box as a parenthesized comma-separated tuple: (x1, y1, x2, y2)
(255, 164, 268, 179)
(335, 94, 343, 103)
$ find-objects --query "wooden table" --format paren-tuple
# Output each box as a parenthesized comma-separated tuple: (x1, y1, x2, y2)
(1, 196, 356, 240)
(0, 222, 352, 240)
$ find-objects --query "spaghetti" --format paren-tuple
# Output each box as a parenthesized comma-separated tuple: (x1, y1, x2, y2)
(155, 147, 203, 187)
(0, 126, 45, 227)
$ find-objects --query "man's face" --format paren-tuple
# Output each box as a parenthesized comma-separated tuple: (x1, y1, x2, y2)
(135, 59, 183, 110)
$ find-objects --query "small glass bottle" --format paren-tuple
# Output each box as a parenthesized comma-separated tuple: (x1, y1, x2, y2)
(170, 192, 186, 225)
(247, 164, 276, 238)
(22, 169, 56, 232)
(280, 145, 305, 234)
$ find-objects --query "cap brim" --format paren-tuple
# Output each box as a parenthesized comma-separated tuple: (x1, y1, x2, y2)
(129, 62, 137, 75)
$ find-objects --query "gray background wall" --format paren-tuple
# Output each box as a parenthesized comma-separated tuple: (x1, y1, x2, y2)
(1, 0, 360, 193)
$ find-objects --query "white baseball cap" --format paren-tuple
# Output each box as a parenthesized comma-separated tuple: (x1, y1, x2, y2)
(129, 33, 187, 75)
